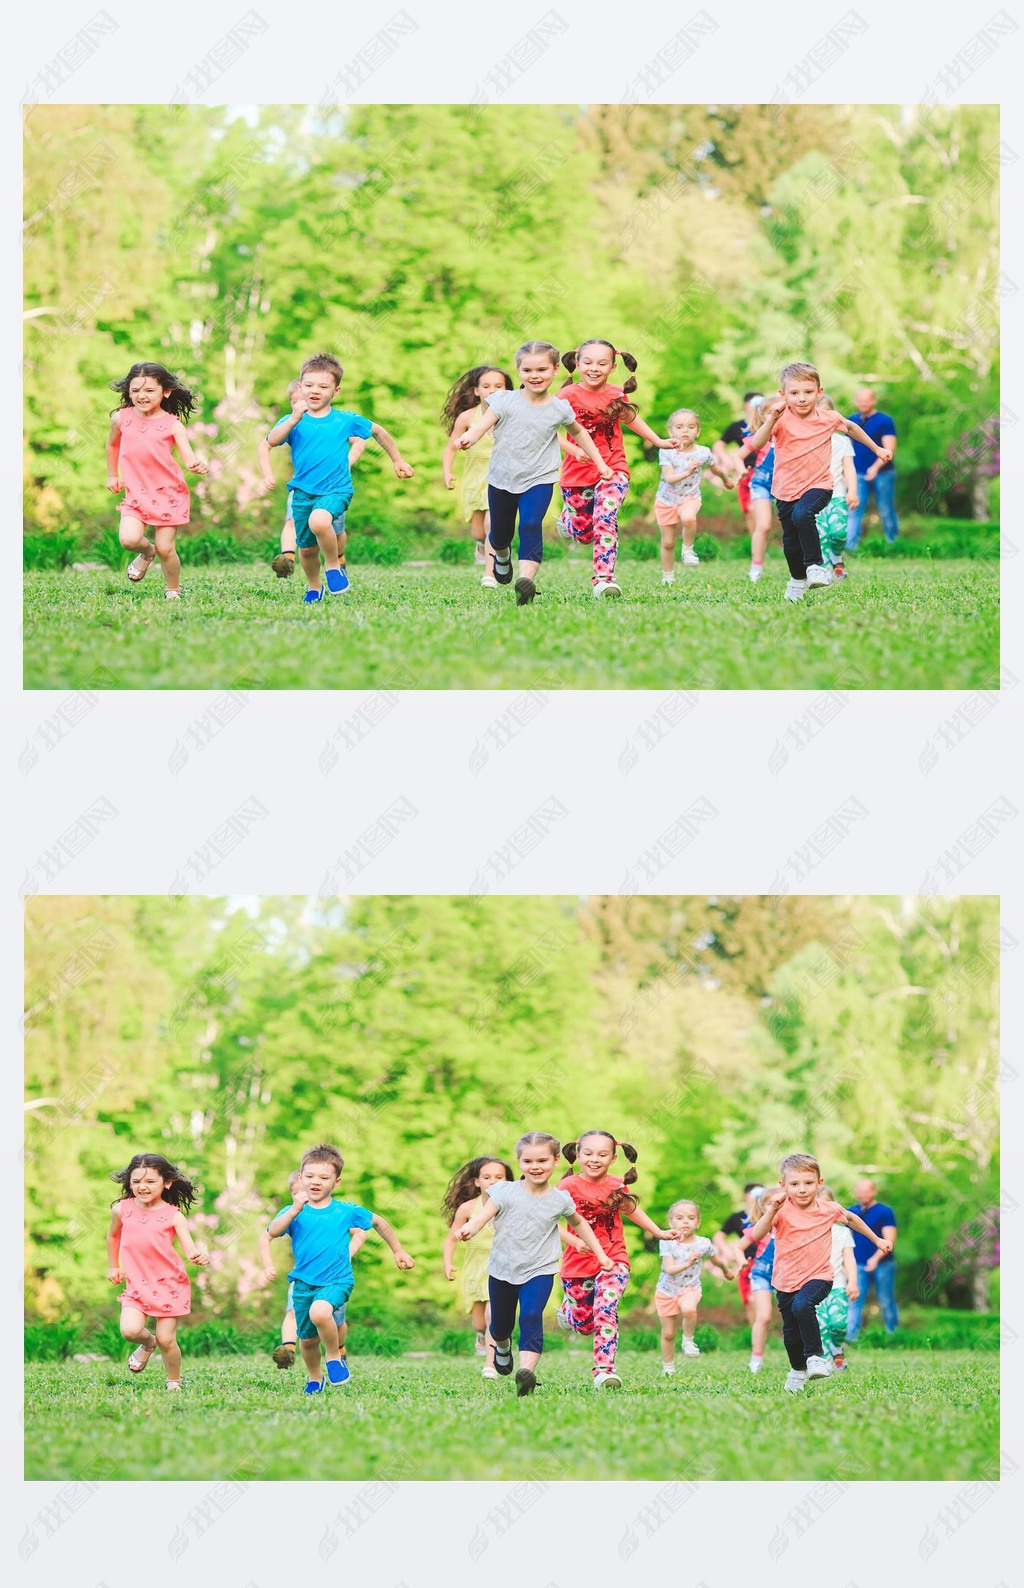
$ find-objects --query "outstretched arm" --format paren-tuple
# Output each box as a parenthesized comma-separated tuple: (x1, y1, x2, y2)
(444, 1200, 474, 1277)
(455, 404, 500, 451)
(842, 1210, 894, 1262)
(625, 1206, 674, 1240)
(371, 1211, 415, 1268)
(370, 422, 414, 478)
(456, 1195, 500, 1241)
(624, 416, 672, 448)
(745, 404, 784, 453)
(843, 419, 892, 465)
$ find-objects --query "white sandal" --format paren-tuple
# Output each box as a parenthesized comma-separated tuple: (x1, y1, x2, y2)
(127, 1342, 154, 1374)
(127, 551, 155, 583)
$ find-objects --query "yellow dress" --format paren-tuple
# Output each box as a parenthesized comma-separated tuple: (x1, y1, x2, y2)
(457, 1195, 493, 1313)
(455, 405, 493, 522)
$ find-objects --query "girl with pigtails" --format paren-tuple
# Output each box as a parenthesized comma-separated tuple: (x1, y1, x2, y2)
(556, 340, 674, 598)
(556, 1130, 674, 1389)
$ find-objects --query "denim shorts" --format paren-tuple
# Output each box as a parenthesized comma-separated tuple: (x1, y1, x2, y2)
(749, 482, 773, 502)
(749, 1273, 774, 1294)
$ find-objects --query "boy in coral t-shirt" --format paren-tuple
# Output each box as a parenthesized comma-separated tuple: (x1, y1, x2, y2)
(745, 363, 892, 602)
(742, 1153, 892, 1394)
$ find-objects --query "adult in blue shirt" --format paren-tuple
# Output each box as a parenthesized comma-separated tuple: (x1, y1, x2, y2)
(845, 1177, 898, 1339)
(844, 388, 898, 550)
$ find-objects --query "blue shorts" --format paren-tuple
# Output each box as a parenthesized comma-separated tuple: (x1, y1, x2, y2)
(749, 481, 773, 503)
(749, 1274, 774, 1293)
(289, 1278, 350, 1337)
(292, 488, 352, 549)
(285, 489, 294, 524)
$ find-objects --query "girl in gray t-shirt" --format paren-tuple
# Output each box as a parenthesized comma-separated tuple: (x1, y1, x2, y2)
(457, 1129, 612, 1395)
(454, 341, 612, 607)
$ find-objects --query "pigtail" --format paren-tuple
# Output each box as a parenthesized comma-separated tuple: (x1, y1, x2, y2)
(605, 348, 639, 425)
(562, 351, 578, 376)
(619, 1141, 638, 1186)
(562, 1141, 578, 1165)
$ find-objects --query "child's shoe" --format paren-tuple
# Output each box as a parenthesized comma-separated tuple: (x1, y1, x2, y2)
(661, 1362, 676, 1376)
(748, 563, 763, 582)
(681, 547, 701, 566)
(475, 1331, 487, 1356)
(833, 1352, 847, 1371)
(165, 589, 182, 600)
(784, 1370, 806, 1393)
(681, 1339, 701, 1358)
(481, 1365, 499, 1379)
(783, 579, 807, 602)
(492, 549, 514, 585)
(303, 588, 324, 604)
(325, 1358, 351, 1386)
(303, 1378, 325, 1394)
(493, 1339, 514, 1376)
(272, 1343, 296, 1369)
(514, 576, 537, 605)
(805, 564, 834, 588)
(324, 567, 350, 594)
(480, 575, 498, 589)
(832, 561, 846, 579)
(594, 1371, 622, 1389)
(165, 1379, 184, 1390)
(805, 1354, 834, 1380)
(661, 573, 675, 586)
(515, 1368, 538, 1397)
(271, 552, 296, 578)
(749, 1355, 764, 1373)
(593, 579, 621, 598)
(474, 542, 486, 565)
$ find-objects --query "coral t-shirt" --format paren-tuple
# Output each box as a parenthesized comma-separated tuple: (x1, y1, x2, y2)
(558, 1173, 630, 1278)
(770, 406, 846, 502)
(770, 1197, 848, 1293)
(558, 384, 630, 488)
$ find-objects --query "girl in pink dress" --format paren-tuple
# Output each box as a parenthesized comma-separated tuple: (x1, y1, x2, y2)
(106, 1153, 209, 1388)
(105, 362, 208, 599)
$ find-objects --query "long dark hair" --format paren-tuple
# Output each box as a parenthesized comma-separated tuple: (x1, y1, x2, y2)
(441, 365, 513, 434)
(109, 1153, 197, 1213)
(563, 1129, 639, 1215)
(560, 339, 639, 426)
(109, 362, 197, 421)
(441, 1155, 514, 1223)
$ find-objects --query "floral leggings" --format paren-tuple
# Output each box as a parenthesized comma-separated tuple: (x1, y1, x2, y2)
(558, 473, 629, 584)
(559, 1264, 630, 1375)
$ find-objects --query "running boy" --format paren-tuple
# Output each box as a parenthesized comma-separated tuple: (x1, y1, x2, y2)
(741, 1153, 892, 1393)
(266, 1143, 414, 1393)
(258, 1167, 369, 1368)
(264, 354, 414, 603)
(258, 377, 367, 579)
(744, 364, 891, 602)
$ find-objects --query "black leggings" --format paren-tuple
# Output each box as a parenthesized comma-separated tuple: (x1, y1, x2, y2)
(488, 1273, 553, 1354)
(487, 483, 552, 563)
(775, 488, 832, 579)
(775, 1278, 834, 1369)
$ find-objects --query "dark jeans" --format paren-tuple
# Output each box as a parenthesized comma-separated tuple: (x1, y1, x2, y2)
(775, 1278, 834, 1369)
(775, 488, 833, 578)
(488, 1273, 554, 1354)
(487, 482, 553, 563)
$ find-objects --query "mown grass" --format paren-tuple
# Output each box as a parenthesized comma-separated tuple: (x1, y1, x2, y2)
(24, 1349, 997, 1482)
(23, 557, 998, 691)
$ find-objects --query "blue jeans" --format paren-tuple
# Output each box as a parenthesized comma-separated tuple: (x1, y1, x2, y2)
(845, 468, 898, 549)
(845, 1261, 898, 1339)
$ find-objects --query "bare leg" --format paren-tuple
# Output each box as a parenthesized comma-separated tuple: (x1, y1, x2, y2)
(518, 1348, 541, 1371)
(310, 509, 339, 573)
(153, 524, 181, 594)
(299, 546, 322, 590)
(660, 524, 678, 574)
(660, 1315, 679, 1365)
(752, 1291, 772, 1357)
(120, 516, 155, 577)
(154, 1316, 182, 1382)
(299, 1336, 323, 1382)
(518, 559, 540, 580)
(681, 1293, 699, 1342)
(280, 517, 296, 554)
(309, 1300, 341, 1362)
(120, 1307, 156, 1359)
(680, 503, 700, 552)
(751, 500, 772, 566)
(281, 1308, 297, 1344)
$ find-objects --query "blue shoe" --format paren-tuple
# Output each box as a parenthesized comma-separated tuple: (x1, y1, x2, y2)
(303, 1377, 325, 1394)
(303, 588, 324, 604)
(326, 1358, 351, 1385)
(325, 567, 350, 594)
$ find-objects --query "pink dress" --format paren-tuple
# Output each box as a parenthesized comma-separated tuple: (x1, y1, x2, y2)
(116, 1198, 191, 1317)
(116, 408, 191, 525)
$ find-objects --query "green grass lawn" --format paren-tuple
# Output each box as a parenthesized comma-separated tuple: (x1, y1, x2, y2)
(23, 558, 998, 690)
(25, 1349, 996, 1481)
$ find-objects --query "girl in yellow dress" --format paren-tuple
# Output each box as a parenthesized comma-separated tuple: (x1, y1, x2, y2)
(442, 1155, 514, 1376)
(442, 366, 513, 586)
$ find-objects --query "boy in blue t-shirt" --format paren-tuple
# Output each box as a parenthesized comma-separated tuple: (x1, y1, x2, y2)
(264, 352, 414, 603)
(268, 1142, 415, 1392)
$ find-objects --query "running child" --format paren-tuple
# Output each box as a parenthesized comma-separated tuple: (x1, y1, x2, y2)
(741, 1154, 892, 1392)
(443, 1155, 515, 1377)
(456, 1131, 612, 1396)
(105, 362, 209, 599)
(106, 1153, 209, 1388)
(441, 366, 513, 586)
(264, 353, 414, 603)
(259, 378, 367, 578)
(267, 1143, 414, 1393)
(815, 1184, 858, 1370)
(744, 1186, 777, 1373)
(744, 363, 891, 602)
(454, 341, 613, 606)
(655, 408, 735, 583)
(258, 1167, 369, 1369)
(656, 1199, 735, 1373)
(738, 401, 776, 582)
(557, 1129, 675, 1389)
(557, 340, 675, 598)
(814, 395, 859, 579)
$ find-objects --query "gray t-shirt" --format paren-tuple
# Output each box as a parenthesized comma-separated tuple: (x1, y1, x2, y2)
(483, 389, 576, 493)
(484, 1180, 577, 1284)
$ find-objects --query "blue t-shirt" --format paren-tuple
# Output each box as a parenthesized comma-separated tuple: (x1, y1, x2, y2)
(847, 1201, 896, 1265)
(274, 407, 373, 495)
(276, 1198, 374, 1286)
(846, 410, 896, 474)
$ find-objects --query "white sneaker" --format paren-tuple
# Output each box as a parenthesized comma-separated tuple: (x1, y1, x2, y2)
(749, 1356, 763, 1373)
(784, 1370, 806, 1393)
(681, 1339, 701, 1357)
(594, 1371, 622, 1389)
(480, 575, 498, 589)
(784, 579, 807, 602)
(748, 564, 763, 582)
(681, 547, 701, 566)
(806, 564, 834, 588)
(805, 1354, 834, 1380)
(481, 1365, 499, 1379)
(661, 573, 675, 585)
(661, 1363, 676, 1376)
(593, 580, 622, 599)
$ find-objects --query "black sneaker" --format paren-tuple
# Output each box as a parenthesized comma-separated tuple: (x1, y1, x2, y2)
(515, 1368, 538, 1397)
(514, 577, 537, 606)
(492, 549, 513, 585)
(493, 1339, 514, 1376)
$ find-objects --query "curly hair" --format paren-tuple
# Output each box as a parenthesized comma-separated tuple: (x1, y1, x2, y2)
(441, 1155, 514, 1223)
(560, 339, 639, 426)
(109, 362, 196, 421)
(440, 365, 513, 434)
(562, 1129, 640, 1215)
(109, 1153, 197, 1213)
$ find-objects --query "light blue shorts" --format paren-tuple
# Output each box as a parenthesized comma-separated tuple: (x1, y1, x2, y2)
(749, 1274, 774, 1293)
(286, 1278, 347, 1327)
(749, 482, 773, 503)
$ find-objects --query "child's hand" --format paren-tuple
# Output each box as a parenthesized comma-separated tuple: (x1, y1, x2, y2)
(875, 448, 893, 466)
(454, 432, 474, 451)
(291, 1186, 310, 1209)
(598, 463, 615, 481)
(767, 395, 786, 416)
(455, 1224, 474, 1242)
(765, 1186, 787, 1211)
(656, 1228, 675, 1241)
(259, 474, 277, 496)
(191, 1249, 210, 1267)
(291, 394, 308, 418)
(721, 476, 735, 490)
(847, 1282, 860, 1301)
(847, 491, 859, 510)
(393, 1249, 415, 1270)
(107, 1266, 124, 1285)
(566, 1235, 588, 1253)
(106, 476, 123, 495)
(598, 1254, 616, 1272)
(444, 474, 456, 490)
(262, 1265, 278, 1283)
(190, 459, 209, 476)
(874, 1239, 893, 1259)
(565, 444, 587, 463)
(444, 1262, 456, 1281)
(392, 458, 414, 479)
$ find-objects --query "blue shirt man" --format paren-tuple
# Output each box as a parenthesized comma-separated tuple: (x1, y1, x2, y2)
(844, 387, 898, 549)
(845, 1177, 898, 1339)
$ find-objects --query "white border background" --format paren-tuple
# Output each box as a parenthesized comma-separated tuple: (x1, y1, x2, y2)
(7, 2, 1020, 1584)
